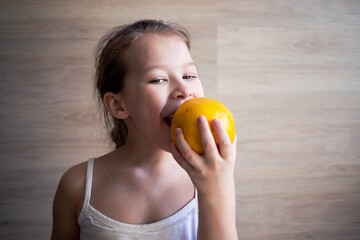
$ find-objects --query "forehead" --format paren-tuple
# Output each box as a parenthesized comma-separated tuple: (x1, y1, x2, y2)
(134, 33, 188, 51)
(124, 34, 192, 69)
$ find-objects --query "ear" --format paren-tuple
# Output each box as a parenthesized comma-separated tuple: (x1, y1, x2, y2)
(103, 92, 129, 119)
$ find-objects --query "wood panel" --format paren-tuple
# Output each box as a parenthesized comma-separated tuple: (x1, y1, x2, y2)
(218, 0, 360, 239)
(225, 93, 360, 239)
(1, 0, 359, 239)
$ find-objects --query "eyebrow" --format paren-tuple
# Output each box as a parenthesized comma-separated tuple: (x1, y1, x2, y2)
(141, 62, 197, 76)
(184, 62, 197, 68)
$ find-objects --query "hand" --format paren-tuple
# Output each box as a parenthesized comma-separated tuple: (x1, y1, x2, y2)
(171, 116, 239, 240)
(170, 115, 237, 197)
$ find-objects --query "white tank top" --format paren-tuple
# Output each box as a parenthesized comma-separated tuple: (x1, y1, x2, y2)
(77, 158, 199, 239)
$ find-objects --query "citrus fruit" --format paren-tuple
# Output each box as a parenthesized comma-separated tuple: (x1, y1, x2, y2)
(171, 97, 235, 155)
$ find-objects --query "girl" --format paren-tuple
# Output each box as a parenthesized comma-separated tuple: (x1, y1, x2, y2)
(51, 19, 238, 240)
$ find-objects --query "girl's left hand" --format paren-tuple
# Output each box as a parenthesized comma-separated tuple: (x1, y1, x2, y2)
(170, 115, 237, 197)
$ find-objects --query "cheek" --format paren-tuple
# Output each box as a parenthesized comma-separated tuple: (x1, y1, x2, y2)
(194, 80, 205, 97)
(139, 94, 165, 116)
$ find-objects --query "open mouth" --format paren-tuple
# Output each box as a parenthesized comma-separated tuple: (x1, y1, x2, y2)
(164, 113, 174, 127)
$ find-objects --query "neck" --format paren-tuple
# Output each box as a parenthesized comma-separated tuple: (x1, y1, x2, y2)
(112, 138, 174, 169)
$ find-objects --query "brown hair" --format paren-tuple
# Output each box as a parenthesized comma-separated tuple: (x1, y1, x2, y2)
(94, 19, 191, 148)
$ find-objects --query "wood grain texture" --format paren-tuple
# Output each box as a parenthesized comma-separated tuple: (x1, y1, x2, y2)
(1, 0, 359, 239)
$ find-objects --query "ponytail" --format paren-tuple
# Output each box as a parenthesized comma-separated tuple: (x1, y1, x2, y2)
(110, 119, 128, 148)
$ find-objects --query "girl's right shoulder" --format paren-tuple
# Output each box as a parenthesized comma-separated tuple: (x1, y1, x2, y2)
(61, 161, 88, 185)
(54, 161, 89, 217)
(51, 161, 89, 239)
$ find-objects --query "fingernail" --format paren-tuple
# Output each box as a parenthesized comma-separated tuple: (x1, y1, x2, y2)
(212, 118, 221, 125)
(176, 128, 182, 135)
(198, 115, 206, 122)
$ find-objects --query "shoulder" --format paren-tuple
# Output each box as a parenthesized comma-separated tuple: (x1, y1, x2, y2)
(54, 161, 89, 217)
(51, 160, 89, 239)
(60, 161, 88, 189)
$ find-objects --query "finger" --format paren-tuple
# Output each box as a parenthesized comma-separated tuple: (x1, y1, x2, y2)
(212, 118, 233, 160)
(232, 134, 237, 160)
(174, 128, 202, 170)
(170, 143, 195, 173)
(197, 116, 218, 158)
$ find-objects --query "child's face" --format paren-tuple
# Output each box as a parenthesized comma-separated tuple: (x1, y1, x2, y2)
(120, 33, 204, 151)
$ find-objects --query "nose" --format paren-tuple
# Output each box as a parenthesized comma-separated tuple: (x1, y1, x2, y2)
(170, 81, 193, 100)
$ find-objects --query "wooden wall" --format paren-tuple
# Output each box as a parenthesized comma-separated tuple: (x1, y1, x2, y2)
(1, 0, 359, 239)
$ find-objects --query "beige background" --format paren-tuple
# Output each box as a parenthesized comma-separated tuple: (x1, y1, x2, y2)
(1, 0, 359, 239)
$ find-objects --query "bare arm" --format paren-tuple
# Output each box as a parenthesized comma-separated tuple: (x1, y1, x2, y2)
(171, 116, 238, 240)
(51, 164, 85, 240)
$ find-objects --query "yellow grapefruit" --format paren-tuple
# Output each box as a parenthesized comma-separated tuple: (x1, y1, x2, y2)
(171, 97, 235, 154)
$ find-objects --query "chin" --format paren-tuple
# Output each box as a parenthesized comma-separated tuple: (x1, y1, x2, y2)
(159, 138, 173, 153)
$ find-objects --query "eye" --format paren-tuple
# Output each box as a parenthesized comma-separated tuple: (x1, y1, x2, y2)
(149, 78, 167, 84)
(183, 75, 197, 80)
